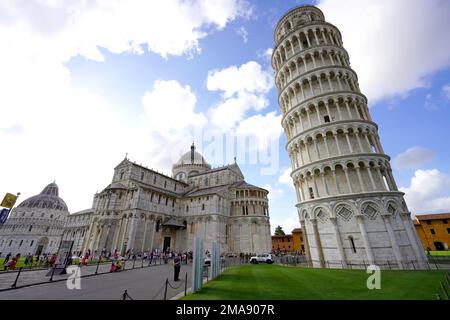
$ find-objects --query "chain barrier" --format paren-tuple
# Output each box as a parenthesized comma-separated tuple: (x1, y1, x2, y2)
(166, 277, 185, 290)
(149, 281, 167, 300)
(121, 289, 134, 300)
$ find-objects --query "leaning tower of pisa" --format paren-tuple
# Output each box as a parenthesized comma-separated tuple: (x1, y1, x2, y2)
(272, 6, 427, 269)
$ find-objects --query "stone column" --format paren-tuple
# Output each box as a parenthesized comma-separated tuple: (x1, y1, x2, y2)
(332, 170, 341, 194)
(382, 215, 403, 269)
(312, 175, 320, 198)
(355, 132, 364, 152)
(299, 218, 312, 266)
(315, 105, 321, 124)
(321, 173, 330, 196)
(356, 215, 374, 265)
(141, 217, 149, 253)
(311, 219, 325, 267)
(345, 100, 352, 119)
(400, 212, 427, 268)
(149, 220, 156, 251)
(313, 138, 320, 159)
(356, 167, 366, 192)
(333, 133, 342, 155)
(345, 131, 354, 153)
(323, 135, 331, 157)
(366, 167, 377, 190)
(344, 168, 353, 193)
(329, 217, 347, 268)
(113, 218, 124, 251)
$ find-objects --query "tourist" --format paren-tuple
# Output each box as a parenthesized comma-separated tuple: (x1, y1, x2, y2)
(173, 253, 181, 281)
(5, 257, 17, 270)
(49, 254, 56, 267)
(3, 252, 11, 265)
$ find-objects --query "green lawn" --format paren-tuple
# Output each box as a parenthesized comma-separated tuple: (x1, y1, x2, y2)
(183, 264, 446, 300)
(0, 257, 107, 269)
(429, 251, 450, 257)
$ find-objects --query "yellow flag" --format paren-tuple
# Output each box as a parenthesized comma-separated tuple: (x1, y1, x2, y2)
(1, 193, 17, 209)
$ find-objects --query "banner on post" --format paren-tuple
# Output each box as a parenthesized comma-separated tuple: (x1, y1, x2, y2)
(0, 208, 10, 225)
(1, 193, 18, 209)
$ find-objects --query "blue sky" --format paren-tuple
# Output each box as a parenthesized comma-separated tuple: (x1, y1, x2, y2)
(0, 0, 449, 234)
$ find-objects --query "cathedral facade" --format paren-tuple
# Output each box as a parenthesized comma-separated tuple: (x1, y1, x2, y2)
(0, 144, 272, 256)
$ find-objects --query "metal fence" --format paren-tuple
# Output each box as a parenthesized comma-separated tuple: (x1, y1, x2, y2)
(273, 255, 450, 270)
(0, 256, 167, 292)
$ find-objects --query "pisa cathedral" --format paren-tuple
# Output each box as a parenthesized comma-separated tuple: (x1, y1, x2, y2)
(273, 5, 427, 268)
(0, 144, 272, 256)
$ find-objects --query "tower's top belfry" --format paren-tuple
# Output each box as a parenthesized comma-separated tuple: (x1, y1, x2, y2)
(273, 6, 328, 46)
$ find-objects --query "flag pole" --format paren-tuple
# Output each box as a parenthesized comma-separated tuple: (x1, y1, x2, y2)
(0, 192, 20, 224)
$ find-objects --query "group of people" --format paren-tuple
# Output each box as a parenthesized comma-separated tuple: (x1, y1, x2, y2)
(1, 252, 58, 270)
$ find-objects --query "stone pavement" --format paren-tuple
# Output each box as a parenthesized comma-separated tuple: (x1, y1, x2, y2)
(0, 261, 191, 300)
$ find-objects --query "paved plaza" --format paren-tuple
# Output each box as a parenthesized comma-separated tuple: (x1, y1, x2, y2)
(0, 262, 191, 300)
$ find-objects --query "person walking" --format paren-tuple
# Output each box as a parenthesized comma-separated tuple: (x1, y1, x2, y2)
(173, 254, 181, 281)
(3, 252, 11, 265)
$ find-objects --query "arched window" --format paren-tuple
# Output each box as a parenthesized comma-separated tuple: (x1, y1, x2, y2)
(28, 226, 32, 232)
(156, 220, 161, 232)
(202, 204, 205, 211)
(349, 236, 356, 253)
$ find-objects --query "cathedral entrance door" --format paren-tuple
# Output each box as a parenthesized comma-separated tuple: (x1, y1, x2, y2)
(35, 237, 49, 255)
(163, 237, 171, 252)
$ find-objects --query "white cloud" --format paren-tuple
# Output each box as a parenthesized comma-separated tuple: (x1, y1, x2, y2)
(442, 84, 450, 101)
(278, 167, 292, 185)
(393, 146, 436, 170)
(209, 92, 269, 130)
(317, 0, 450, 102)
(257, 48, 273, 62)
(207, 61, 273, 129)
(424, 93, 437, 111)
(143, 80, 207, 134)
(400, 169, 450, 214)
(236, 26, 248, 43)
(263, 184, 284, 202)
(207, 60, 273, 98)
(235, 111, 283, 151)
(0, 0, 250, 61)
(270, 211, 300, 235)
(0, 0, 250, 213)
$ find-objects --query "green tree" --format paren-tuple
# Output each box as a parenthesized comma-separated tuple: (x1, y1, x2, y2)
(274, 225, 285, 235)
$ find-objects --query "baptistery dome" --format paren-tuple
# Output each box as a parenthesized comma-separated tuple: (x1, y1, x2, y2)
(18, 182, 68, 211)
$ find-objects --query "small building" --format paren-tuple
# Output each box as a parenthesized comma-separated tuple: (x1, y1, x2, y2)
(272, 228, 305, 254)
(272, 234, 293, 253)
(292, 228, 304, 253)
(414, 213, 450, 251)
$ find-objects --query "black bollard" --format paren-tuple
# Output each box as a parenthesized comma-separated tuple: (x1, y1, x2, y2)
(184, 272, 188, 296)
(95, 259, 100, 274)
(163, 278, 168, 300)
(11, 267, 23, 288)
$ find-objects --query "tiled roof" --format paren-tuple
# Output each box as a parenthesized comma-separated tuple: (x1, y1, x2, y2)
(415, 213, 450, 221)
(184, 185, 228, 197)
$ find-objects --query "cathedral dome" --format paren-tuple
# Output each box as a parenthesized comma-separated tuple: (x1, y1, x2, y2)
(17, 182, 68, 211)
(175, 143, 208, 166)
(172, 143, 211, 181)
